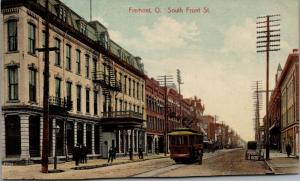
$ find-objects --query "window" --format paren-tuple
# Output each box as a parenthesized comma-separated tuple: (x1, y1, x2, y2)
(124, 101, 127, 111)
(119, 100, 123, 111)
(79, 22, 86, 34)
(76, 49, 81, 74)
(42, 31, 46, 61)
(55, 78, 61, 98)
(29, 69, 36, 102)
(28, 23, 36, 54)
(94, 91, 98, 115)
(55, 38, 61, 66)
(59, 7, 67, 22)
(77, 85, 81, 112)
(8, 67, 18, 100)
(7, 21, 17, 51)
(137, 82, 139, 99)
(133, 80, 135, 98)
(93, 58, 97, 79)
(124, 76, 127, 94)
(85, 54, 90, 78)
(66, 44, 71, 70)
(128, 78, 131, 96)
(115, 98, 118, 112)
(66, 81, 72, 101)
(86, 89, 90, 113)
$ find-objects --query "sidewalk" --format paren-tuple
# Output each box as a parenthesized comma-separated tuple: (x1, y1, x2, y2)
(265, 150, 300, 175)
(2, 154, 167, 179)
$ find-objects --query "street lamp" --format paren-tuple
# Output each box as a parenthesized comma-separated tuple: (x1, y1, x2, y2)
(53, 125, 60, 170)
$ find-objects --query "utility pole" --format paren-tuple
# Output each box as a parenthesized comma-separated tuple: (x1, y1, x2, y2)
(90, 0, 92, 21)
(36, 0, 59, 173)
(176, 69, 184, 127)
(157, 75, 173, 156)
(256, 14, 280, 160)
(252, 81, 262, 145)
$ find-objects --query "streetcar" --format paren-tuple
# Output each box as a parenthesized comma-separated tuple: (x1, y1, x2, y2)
(168, 128, 204, 163)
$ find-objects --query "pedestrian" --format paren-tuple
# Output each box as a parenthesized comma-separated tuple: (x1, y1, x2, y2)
(79, 144, 85, 163)
(138, 145, 143, 159)
(129, 148, 133, 160)
(286, 143, 292, 157)
(108, 147, 114, 163)
(73, 144, 80, 166)
(82, 144, 88, 163)
(113, 147, 117, 160)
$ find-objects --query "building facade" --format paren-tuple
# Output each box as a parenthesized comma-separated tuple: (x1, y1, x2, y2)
(279, 49, 299, 156)
(145, 77, 165, 154)
(1, 0, 146, 161)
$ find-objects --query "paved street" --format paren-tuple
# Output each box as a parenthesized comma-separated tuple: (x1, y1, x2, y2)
(136, 148, 270, 177)
(2, 148, 275, 179)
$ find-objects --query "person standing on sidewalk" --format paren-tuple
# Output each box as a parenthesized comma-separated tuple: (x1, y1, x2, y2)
(138, 145, 143, 159)
(73, 144, 80, 166)
(108, 147, 114, 163)
(286, 143, 292, 157)
(129, 148, 133, 160)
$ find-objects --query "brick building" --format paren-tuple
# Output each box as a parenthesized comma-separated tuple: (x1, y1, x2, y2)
(145, 77, 165, 154)
(267, 49, 299, 156)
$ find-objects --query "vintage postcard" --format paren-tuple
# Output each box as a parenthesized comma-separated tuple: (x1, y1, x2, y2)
(0, 0, 299, 180)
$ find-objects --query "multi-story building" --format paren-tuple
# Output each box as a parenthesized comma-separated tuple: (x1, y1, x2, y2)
(145, 77, 165, 154)
(278, 49, 299, 156)
(1, 0, 146, 161)
(200, 115, 216, 142)
(167, 87, 182, 131)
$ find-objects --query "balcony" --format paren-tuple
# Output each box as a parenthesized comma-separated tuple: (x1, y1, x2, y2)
(49, 96, 73, 114)
(92, 71, 121, 92)
(100, 111, 144, 129)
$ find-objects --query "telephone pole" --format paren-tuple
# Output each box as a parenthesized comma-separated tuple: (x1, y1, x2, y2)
(36, 0, 59, 173)
(256, 14, 280, 160)
(176, 69, 184, 127)
(157, 75, 173, 156)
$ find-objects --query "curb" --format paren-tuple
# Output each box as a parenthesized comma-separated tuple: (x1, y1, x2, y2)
(264, 160, 275, 175)
(71, 156, 169, 170)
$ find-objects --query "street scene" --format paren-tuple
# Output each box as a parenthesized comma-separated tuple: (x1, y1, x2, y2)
(0, 0, 299, 179)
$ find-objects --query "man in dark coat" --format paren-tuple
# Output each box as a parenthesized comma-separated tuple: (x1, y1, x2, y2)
(138, 145, 143, 159)
(73, 144, 80, 166)
(108, 147, 114, 163)
(82, 145, 88, 163)
(286, 143, 292, 157)
(129, 148, 133, 160)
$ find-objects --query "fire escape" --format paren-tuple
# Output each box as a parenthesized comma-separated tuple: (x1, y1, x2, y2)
(93, 55, 121, 116)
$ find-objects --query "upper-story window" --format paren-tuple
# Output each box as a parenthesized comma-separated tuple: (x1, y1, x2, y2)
(55, 77, 61, 98)
(128, 78, 131, 96)
(28, 23, 36, 54)
(66, 44, 71, 70)
(42, 31, 46, 61)
(7, 20, 18, 51)
(55, 38, 61, 66)
(133, 80, 136, 98)
(77, 85, 82, 112)
(79, 22, 86, 34)
(137, 82, 139, 99)
(66, 81, 72, 102)
(59, 6, 67, 22)
(85, 54, 90, 78)
(29, 68, 37, 102)
(76, 49, 81, 74)
(86, 89, 90, 113)
(124, 76, 127, 94)
(94, 91, 98, 115)
(8, 67, 18, 100)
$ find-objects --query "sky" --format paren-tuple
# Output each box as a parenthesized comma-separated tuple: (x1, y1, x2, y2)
(61, 0, 298, 141)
